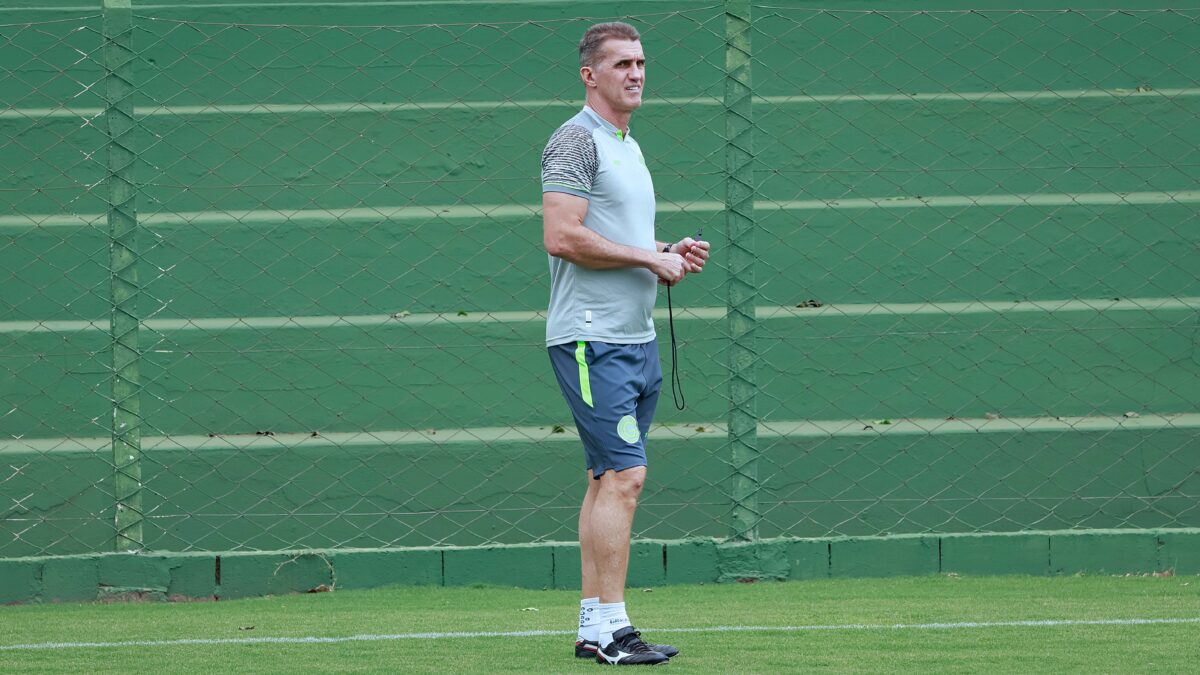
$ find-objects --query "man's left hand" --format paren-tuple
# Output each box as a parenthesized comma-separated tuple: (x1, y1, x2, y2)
(670, 237, 710, 275)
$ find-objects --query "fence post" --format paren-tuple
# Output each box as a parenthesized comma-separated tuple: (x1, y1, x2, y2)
(724, 0, 759, 542)
(103, 0, 143, 552)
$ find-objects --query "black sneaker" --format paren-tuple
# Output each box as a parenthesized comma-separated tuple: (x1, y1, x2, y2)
(595, 626, 671, 665)
(645, 639, 678, 658)
(578, 637, 678, 659)
(576, 639, 600, 658)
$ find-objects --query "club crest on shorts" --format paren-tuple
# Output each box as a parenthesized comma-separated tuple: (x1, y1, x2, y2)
(616, 415, 640, 444)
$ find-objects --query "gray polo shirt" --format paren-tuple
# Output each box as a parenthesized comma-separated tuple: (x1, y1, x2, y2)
(541, 106, 657, 347)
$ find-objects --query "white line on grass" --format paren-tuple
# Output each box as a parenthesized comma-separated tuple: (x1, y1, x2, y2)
(2, 617, 1198, 651)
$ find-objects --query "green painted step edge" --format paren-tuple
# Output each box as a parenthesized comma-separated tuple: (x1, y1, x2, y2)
(3, 530, 1198, 605)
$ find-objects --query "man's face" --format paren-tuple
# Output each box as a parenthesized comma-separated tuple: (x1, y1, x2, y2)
(589, 39, 645, 113)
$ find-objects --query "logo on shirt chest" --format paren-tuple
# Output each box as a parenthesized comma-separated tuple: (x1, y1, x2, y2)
(612, 153, 647, 168)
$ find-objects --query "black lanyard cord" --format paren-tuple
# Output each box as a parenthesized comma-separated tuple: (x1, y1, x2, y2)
(663, 244, 686, 410)
(666, 281, 685, 410)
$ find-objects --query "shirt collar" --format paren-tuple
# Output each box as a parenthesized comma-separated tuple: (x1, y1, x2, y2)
(582, 105, 629, 141)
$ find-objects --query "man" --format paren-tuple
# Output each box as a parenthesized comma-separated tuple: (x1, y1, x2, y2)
(541, 21, 710, 666)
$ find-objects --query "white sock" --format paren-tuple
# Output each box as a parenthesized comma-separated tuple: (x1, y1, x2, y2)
(597, 601, 631, 648)
(578, 597, 600, 642)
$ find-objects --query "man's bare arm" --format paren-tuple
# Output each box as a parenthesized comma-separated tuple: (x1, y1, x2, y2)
(543, 191, 684, 282)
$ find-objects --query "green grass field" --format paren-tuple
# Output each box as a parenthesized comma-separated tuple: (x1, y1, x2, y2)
(2, 575, 1198, 673)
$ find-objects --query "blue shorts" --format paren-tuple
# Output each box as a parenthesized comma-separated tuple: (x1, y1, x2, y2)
(548, 340, 663, 479)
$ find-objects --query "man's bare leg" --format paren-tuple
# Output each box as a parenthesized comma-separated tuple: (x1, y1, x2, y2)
(589, 466, 646, 603)
(579, 469, 602, 600)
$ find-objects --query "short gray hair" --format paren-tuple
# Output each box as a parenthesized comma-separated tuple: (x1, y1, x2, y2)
(579, 22, 640, 68)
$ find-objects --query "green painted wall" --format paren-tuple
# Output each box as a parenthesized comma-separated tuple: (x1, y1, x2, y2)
(3, 530, 1197, 605)
(3, 425, 1197, 557)
(2, 0, 1198, 566)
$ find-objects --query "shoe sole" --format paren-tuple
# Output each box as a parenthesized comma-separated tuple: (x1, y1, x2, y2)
(595, 655, 670, 666)
(578, 642, 677, 660)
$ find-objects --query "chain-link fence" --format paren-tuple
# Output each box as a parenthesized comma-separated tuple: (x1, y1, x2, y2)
(3, 1, 1198, 560)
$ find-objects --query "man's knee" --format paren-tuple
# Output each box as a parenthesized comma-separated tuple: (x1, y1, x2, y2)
(600, 465, 646, 500)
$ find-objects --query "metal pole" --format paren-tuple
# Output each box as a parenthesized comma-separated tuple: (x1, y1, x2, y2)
(724, 0, 759, 541)
(103, 0, 143, 551)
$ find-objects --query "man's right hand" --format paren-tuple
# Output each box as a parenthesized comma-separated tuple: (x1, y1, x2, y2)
(649, 251, 686, 286)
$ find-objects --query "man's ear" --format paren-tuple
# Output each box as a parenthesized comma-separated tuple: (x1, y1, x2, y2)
(580, 65, 597, 88)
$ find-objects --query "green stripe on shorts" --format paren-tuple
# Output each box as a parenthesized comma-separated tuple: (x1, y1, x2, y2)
(575, 341, 593, 407)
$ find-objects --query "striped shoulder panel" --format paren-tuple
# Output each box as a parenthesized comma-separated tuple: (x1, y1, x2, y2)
(541, 124, 599, 196)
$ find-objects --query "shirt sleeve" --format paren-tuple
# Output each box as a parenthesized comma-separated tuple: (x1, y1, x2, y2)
(541, 124, 598, 199)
